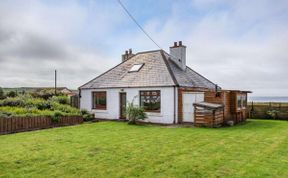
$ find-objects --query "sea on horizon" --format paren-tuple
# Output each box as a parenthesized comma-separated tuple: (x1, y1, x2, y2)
(248, 96, 288, 102)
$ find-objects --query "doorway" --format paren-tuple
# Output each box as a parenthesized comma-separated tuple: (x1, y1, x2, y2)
(119, 93, 127, 119)
(182, 92, 204, 122)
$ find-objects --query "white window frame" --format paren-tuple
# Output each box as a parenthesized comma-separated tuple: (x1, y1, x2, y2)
(129, 63, 144, 72)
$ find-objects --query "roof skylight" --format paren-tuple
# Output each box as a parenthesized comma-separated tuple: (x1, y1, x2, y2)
(129, 63, 144, 72)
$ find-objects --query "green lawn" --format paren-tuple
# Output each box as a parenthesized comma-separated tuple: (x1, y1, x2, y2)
(0, 120, 288, 178)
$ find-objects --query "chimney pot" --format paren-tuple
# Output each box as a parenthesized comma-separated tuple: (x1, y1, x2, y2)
(179, 41, 182, 46)
(174, 42, 177, 47)
(122, 49, 135, 62)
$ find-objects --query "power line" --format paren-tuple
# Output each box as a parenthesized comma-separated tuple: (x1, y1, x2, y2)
(117, 0, 162, 49)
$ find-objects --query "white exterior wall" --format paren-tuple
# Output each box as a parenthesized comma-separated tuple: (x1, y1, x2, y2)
(80, 87, 177, 124)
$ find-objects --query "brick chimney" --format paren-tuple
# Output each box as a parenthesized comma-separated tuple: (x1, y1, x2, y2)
(122, 48, 135, 62)
(169, 41, 186, 70)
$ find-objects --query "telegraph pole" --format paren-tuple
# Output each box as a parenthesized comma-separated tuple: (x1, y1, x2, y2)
(54, 70, 57, 95)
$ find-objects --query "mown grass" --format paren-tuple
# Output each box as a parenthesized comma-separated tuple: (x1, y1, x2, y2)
(0, 119, 288, 177)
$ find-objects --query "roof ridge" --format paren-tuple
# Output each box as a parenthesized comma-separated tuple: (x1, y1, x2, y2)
(160, 50, 179, 86)
(136, 49, 162, 55)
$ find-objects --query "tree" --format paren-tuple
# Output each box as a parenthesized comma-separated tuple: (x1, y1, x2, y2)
(6, 91, 17, 98)
(0, 87, 5, 99)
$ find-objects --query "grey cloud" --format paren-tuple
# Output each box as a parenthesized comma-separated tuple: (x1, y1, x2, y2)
(0, 31, 68, 61)
(12, 34, 68, 59)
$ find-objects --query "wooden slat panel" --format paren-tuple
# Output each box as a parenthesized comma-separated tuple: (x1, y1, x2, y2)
(0, 116, 83, 134)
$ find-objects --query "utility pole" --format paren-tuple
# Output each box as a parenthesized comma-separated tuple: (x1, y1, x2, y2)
(55, 70, 57, 95)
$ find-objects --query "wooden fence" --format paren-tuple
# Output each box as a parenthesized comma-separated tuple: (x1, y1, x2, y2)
(70, 95, 79, 108)
(0, 116, 83, 135)
(248, 102, 288, 120)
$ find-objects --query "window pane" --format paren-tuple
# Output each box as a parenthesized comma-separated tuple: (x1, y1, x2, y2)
(237, 95, 242, 109)
(242, 94, 247, 107)
(129, 63, 144, 72)
(140, 90, 161, 112)
(92, 92, 107, 109)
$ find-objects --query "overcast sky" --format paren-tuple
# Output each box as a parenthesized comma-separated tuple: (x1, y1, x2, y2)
(0, 0, 287, 96)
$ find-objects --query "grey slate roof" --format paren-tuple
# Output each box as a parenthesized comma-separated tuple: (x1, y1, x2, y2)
(80, 50, 217, 89)
(163, 52, 216, 89)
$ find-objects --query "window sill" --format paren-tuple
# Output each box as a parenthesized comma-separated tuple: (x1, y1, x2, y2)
(92, 109, 108, 113)
(146, 112, 162, 117)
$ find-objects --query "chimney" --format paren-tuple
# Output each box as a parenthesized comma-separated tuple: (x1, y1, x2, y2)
(169, 41, 186, 70)
(122, 49, 135, 62)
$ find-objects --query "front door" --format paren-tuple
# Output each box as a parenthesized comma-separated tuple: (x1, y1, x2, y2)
(182, 92, 204, 122)
(119, 93, 127, 119)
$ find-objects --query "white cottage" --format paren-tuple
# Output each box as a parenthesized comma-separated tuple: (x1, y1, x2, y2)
(79, 41, 220, 124)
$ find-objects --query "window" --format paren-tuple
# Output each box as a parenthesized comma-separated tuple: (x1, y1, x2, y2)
(237, 95, 242, 109)
(92, 91, 107, 110)
(140, 90, 161, 112)
(237, 94, 247, 109)
(129, 63, 144, 72)
(242, 94, 247, 108)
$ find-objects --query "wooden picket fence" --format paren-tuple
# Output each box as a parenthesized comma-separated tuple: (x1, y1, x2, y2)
(0, 116, 83, 135)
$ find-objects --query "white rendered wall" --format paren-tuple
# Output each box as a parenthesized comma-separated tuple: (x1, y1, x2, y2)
(80, 87, 176, 124)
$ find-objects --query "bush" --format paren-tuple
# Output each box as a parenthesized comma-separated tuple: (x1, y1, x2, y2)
(24, 97, 51, 110)
(0, 87, 5, 100)
(126, 102, 147, 125)
(51, 102, 80, 115)
(0, 93, 81, 118)
(0, 97, 24, 107)
(51, 111, 63, 123)
(80, 109, 89, 115)
(267, 110, 280, 120)
(6, 91, 18, 98)
(31, 89, 55, 100)
(49, 96, 69, 105)
(0, 111, 13, 118)
(81, 109, 94, 121)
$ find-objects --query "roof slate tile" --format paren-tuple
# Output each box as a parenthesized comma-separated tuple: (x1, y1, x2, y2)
(80, 50, 216, 89)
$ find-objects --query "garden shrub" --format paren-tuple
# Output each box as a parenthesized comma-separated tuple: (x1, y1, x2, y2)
(0, 87, 5, 100)
(0, 93, 81, 118)
(126, 102, 147, 125)
(81, 109, 94, 121)
(0, 97, 24, 107)
(50, 96, 69, 105)
(6, 91, 18, 98)
(51, 111, 63, 123)
(51, 102, 80, 115)
(24, 97, 51, 110)
(267, 110, 280, 119)
(0, 111, 13, 117)
(80, 109, 89, 115)
(31, 89, 55, 100)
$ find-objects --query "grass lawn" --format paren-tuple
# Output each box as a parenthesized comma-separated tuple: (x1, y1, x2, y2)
(0, 120, 288, 177)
